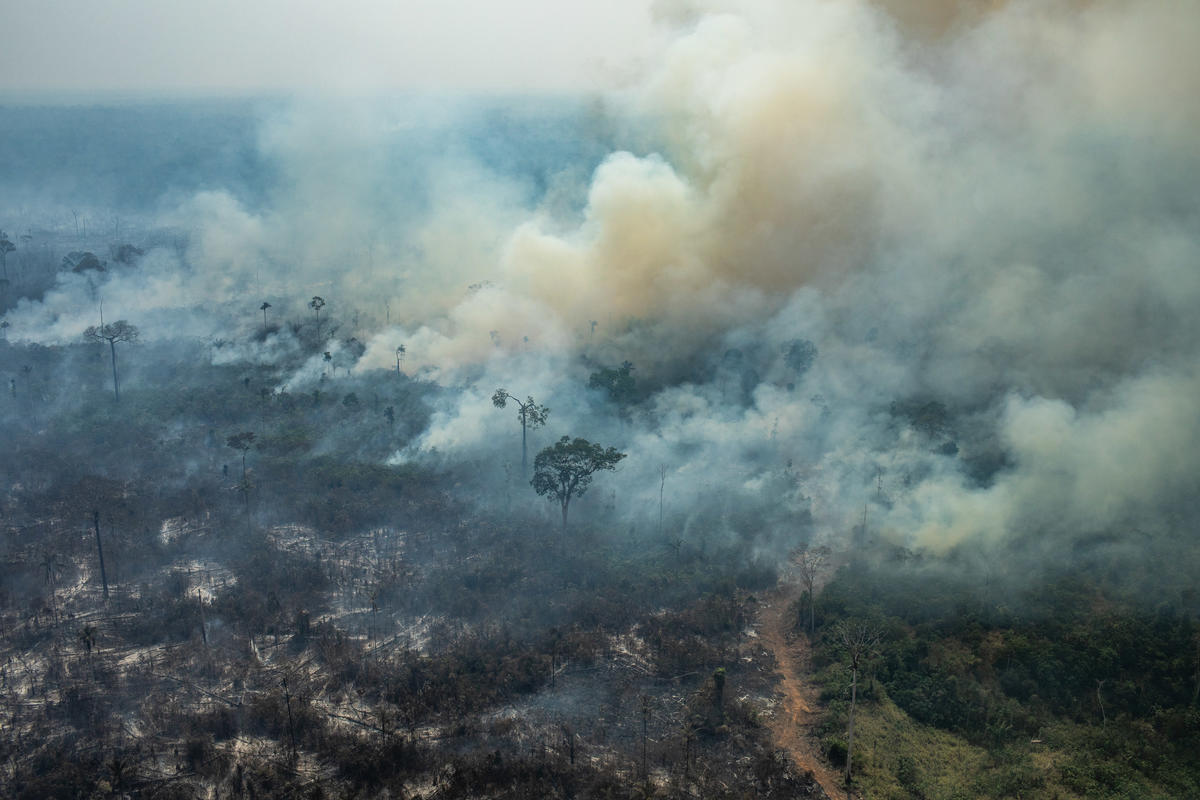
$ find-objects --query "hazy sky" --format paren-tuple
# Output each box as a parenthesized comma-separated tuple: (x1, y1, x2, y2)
(1, 0, 658, 94)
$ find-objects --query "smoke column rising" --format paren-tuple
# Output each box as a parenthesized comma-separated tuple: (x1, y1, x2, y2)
(4, 0, 1199, 572)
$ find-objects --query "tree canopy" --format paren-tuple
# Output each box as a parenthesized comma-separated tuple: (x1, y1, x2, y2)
(531, 436, 625, 531)
(84, 320, 139, 401)
(588, 361, 637, 416)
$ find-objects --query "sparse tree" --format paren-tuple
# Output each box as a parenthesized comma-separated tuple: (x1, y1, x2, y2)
(492, 389, 550, 478)
(309, 296, 326, 339)
(531, 436, 625, 532)
(71, 477, 129, 603)
(641, 694, 651, 783)
(83, 320, 139, 402)
(78, 624, 97, 675)
(226, 432, 255, 481)
(794, 546, 829, 634)
(835, 621, 881, 785)
(260, 301, 272, 326)
(659, 464, 667, 537)
(92, 510, 109, 601)
(0, 232, 14, 280)
(281, 676, 298, 762)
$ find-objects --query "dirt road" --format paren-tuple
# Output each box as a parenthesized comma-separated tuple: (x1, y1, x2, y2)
(758, 588, 850, 800)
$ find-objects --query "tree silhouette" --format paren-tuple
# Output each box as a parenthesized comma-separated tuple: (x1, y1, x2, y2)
(492, 389, 550, 479)
(794, 546, 829, 634)
(531, 436, 625, 532)
(0, 232, 14, 280)
(226, 432, 256, 481)
(309, 296, 326, 340)
(70, 477, 129, 603)
(83, 320, 139, 402)
(227, 432, 256, 522)
(588, 361, 637, 418)
(260, 301, 272, 327)
(835, 621, 881, 785)
(78, 624, 98, 676)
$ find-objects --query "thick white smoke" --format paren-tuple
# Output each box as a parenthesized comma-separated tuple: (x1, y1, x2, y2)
(400, 0, 1200, 552)
(6, 0, 1199, 558)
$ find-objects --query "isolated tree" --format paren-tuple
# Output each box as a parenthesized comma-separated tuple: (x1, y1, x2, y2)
(260, 301, 272, 326)
(227, 432, 256, 523)
(492, 389, 550, 478)
(226, 432, 255, 481)
(92, 510, 110, 601)
(0, 232, 14, 280)
(78, 624, 98, 676)
(835, 621, 881, 785)
(531, 436, 625, 532)
(83, 320, 139, 402)
(659, 463, 667, 536)
(794, 546, 830, 634)
(70, 477, 130, 602)
(309, 296, 326, 339)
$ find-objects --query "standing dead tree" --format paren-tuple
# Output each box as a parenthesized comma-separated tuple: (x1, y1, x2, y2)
(93, 511, 109, 601)
(659, 464, 667, 537)
(836, 621, 881, 785)
(793, 546, 830, 634)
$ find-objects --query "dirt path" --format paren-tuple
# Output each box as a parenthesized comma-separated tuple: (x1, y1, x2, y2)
(758, 587, 850, 800)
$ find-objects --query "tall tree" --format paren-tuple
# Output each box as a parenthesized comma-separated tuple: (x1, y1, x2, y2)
(531, 436, 625, 532)
(492, 389, 550, 479)
(226, 432, 256, 481)
(0, 232, 14, 280)
(260, 301, 272, 327)
(71, 477, 130, 603)
(83, 320, 139, 402)
(309, 296, 326, 340)
(227, 432, 256, 523)
(794, 546, 829, 634)
(92, 511, 109, 601)
(836, 621, 880, 785)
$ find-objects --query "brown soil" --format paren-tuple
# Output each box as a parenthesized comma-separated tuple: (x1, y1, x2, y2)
(758, 586, 851, 800)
